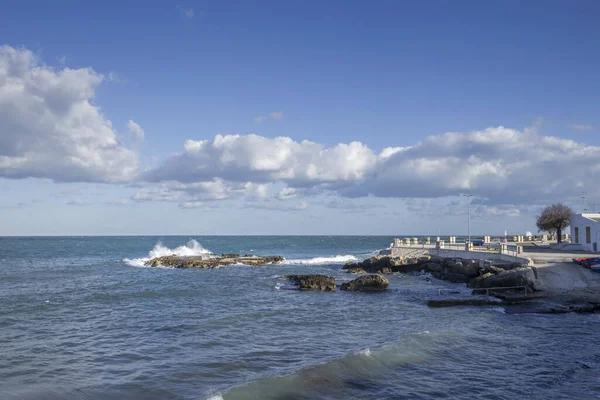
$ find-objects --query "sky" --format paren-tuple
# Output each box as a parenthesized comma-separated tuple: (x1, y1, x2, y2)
(1, 0, 599, 235)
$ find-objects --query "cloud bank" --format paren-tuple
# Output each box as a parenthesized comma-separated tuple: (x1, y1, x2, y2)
(143, 127, 600, 206)
(2, 45, 598, 212)
(0, 45, 139, 183)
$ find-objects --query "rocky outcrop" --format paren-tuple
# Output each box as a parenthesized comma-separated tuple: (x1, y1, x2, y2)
(340, 275, 389, 292)
(468, 267, 536, 292)
(145, 255, 284, 268)
(345, 268, 367, 274)
(284, 275, 336, 291)
(343, 255, 431, 274)
(345, 255, 534, 295)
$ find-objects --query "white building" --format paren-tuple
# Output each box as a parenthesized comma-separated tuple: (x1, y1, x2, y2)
(569, 213, 600, 252)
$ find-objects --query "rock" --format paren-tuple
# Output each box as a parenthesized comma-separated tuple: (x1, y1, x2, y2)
(468, 272, 494, 288)
(345, 268, 367, 274)
(425, 262, 443, 272)
(284, 275, 336, 291)
(480, 265, 506, 275)
(380, 268, 392, 274)
(340, 275, 389, 292)
(473, 267, 536, 291)
(221, 253, 240, 258)
(429, 255, 444, 264)
(389, 257, 405, 267)
(428, 299, 502, 308)
(145, 254, 284, 269)
(451, 261, 479, 279)
(442, 273, 471, 283)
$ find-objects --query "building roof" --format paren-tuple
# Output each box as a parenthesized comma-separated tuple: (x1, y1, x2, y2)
(574, 213, 600, 223)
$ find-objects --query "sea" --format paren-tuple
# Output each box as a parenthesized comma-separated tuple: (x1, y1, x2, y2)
(1, 236, 599, 400)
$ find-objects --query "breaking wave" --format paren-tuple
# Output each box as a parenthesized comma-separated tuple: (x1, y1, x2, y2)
(282, 255, 358, 265)
(123, 239, 212, 267)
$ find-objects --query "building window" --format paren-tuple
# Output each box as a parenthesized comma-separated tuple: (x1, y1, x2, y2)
(575, 227, 579, 244)
(586, 227, 591, 244)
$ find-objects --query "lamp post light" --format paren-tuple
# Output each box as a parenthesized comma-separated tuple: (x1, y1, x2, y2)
(462, 194, 473, 248)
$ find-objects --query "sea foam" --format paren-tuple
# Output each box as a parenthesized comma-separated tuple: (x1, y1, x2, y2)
(123, 239, 212, 267)
(282, 255, 358, 265)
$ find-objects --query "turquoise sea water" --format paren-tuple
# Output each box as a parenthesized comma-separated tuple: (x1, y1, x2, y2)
(1, 236, 599, 400)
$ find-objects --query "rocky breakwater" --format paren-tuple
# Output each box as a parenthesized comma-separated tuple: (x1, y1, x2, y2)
(343, 255, 536, 295)
(145, 254, 284, 269)
(280, 274, 389, 292)
(340, 275, 389, 292)
(285, 275, 336, 291)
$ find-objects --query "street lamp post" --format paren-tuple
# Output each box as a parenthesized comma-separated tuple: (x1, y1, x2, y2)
(462, 194, 473, 248)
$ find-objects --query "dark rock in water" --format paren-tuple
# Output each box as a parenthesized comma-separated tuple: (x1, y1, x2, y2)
(284, 274, 336, 291)
(442, 273, 471, 284)
(145, 255, 284, 269)
(473, 267, 536, 292)
(380, 268, 392, 274)
(428, 299, 501, 308)
(345, 268, 367, 274)
(425, 262, 443, 272)
(480, 265, 506, 275)
(537, 302, 600, 314)
(343, 255, 429, 274)
(340, 275, 389, 292)
(468, 272, 495, 288)
(221, 253, 240, 258)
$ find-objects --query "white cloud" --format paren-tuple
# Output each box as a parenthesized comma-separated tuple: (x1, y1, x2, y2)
(254, 112, 284, 124)
(245, 200, 308, 211)
(144, 134, 377, 187)
(179, 201, 204, 209)
(144, 126, 600, 206)
(127, 120, 145, 141)
(254, 116, 267, 124)
(0, 45, 138, 183)
(177, 6, 194, 18)
(570, 124, 594, 132)
(67, 198, 88, 206)
(276, 187, 297, 200)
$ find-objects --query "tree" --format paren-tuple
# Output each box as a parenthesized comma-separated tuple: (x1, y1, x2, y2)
(536, 203, 573, 243)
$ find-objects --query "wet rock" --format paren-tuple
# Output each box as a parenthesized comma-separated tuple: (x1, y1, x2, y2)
(284, 274, 336, 291)
(345, 268, 367, 274)
(468, 272, 494, 288)
(340, 275, 389, 292)
(475, 267, 536, 292)
(145, 254, 284, 268)
(428, 299, 502, 308)
(480, 265, 506, 275)
(442, 273, 471, 284)
(380, 268, 392, 274)
(425, 262, 443, 272)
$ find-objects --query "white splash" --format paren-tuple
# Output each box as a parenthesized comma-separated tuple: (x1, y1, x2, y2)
(359, 348, 372, 356)
(123, 239, 212, 267)
(205, 395, 224, 400)
(282, 255, 358, 265)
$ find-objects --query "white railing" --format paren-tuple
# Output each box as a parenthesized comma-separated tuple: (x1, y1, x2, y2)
(390, 239, 523, 256)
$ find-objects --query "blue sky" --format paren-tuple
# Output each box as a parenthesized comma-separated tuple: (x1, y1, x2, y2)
(1, 0, 599, 235)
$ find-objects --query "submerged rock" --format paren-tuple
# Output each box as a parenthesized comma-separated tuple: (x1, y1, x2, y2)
(428, 299, 502, 308)
(340, 275, 389, 292)
(145, 255, 284, 269)
(284, 274, 336, 291)
(345, 268, 368, 274)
